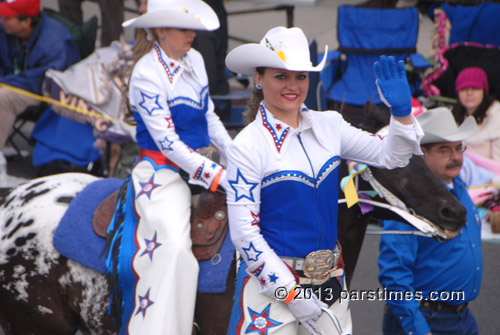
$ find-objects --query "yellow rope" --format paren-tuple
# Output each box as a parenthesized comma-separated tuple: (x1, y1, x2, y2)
(468, 183, 500, 190)
(0, 82, 118, 123)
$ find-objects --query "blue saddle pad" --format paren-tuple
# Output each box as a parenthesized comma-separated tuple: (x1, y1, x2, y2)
(54, 178, 123, 274)
(54, 177, 234, 293)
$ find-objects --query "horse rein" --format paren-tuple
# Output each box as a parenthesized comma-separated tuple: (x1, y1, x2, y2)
(339, 166, 448, 240)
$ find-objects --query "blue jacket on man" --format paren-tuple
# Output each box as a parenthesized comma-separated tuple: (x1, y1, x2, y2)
(378, 176, 482, 335)
(0, 12, 80, 94)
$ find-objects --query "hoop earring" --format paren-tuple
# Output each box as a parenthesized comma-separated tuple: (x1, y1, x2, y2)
(256, 84, 262, 89)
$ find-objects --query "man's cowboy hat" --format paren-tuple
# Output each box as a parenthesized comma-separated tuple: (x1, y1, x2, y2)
(122, 0, 219, 31)
(225, 26, 328, 75)
(417, 107, 477, 144)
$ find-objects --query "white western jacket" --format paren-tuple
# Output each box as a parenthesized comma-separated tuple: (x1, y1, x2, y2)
(129, 44, 231, 189)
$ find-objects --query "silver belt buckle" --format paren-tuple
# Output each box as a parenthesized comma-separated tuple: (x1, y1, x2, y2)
(303, 249, 336, 281)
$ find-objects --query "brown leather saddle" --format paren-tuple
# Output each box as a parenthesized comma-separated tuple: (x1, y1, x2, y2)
(92, 189, 228, 261)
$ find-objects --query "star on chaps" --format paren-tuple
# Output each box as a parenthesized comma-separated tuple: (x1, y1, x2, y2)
(246, 303, 282, 335)
(136, 175, 161, 199)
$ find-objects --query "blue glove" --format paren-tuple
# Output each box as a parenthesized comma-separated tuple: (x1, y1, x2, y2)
(374, 55, 412, 117)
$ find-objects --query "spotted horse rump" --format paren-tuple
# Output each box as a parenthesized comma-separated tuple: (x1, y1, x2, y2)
(0, 173, 118, 335)
(0, 172, 236, 335)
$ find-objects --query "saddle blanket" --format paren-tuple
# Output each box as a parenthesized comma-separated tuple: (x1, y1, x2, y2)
(53, 178, 234, 293)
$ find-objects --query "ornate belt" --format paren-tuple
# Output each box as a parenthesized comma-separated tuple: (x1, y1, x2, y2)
(281, 242, 343, 285)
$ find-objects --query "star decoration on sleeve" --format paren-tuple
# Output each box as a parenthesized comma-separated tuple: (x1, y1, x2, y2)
(228, 169, 258, 202)
(243, 242, 263, 262)
(245, 304, 282, 335)
(249, 262, 265, 277)
(140, 231, 162, 260)
(250, 211, 260, 226)
(159, 136, 174, 151)
(164, 117, 175, 129)
(138, 91, 163, 115)
(136, 175, 161, 199)
(135, 288, 154, 318)
(268, 273, 279, 283)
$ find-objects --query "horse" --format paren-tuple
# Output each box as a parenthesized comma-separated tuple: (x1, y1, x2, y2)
(0, 174, 235, 335)
(0, 138, 466, 335)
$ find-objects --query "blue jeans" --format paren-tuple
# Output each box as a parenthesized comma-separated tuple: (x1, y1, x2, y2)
(382, 304, 479, 335)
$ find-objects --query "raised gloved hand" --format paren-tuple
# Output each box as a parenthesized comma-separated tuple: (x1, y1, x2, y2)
(288, 293, 327, 335)
(374, 55, 412, 118)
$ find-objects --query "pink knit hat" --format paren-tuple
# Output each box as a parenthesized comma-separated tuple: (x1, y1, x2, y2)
(455, 67, 489, 94)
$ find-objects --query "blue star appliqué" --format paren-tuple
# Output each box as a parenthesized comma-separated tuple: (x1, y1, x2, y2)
(135, 288, 154, 317)
(228, 169, 258, 202)
(243, 242, 263, 262)
(159, 136, 174, 151)
(140, 231, 162, 260)
(137, 175, 161, 199)
(139, 92, 163, 115)
(246, 304, 282, 335)
(268, 273, 279, 283)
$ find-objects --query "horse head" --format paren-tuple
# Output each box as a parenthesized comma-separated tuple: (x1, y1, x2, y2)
(368, 154, 466, 239)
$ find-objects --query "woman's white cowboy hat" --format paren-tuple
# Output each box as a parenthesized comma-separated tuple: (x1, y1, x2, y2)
(225, 26, 328, 75)
(417, 107, 477, 144)
(122, 0, 219, 31)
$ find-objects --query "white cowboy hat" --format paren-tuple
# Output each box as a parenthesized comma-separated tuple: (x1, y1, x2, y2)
(225, 26, 328, 75)
(122, 0, 219, 31)
(417, 107, 477, 144)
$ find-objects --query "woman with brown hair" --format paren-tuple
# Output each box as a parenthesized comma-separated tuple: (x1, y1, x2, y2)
(224, 26, 423, 335)
(452, 66, 500, 161)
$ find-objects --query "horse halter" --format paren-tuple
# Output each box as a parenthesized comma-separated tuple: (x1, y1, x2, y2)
(339, 165, 448, 240)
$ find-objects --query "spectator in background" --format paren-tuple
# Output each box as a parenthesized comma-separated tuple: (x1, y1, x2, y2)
(58, 0, 124, 47)
(453, 66, 500, 161)
(378, 107, 482, 335)
(192, 0, 231, 120)
(0, 0, 80, 184)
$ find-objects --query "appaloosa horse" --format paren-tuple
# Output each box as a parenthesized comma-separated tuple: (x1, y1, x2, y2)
(0, 147, 465, 335)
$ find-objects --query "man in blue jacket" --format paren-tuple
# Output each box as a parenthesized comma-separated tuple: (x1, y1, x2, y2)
(0, 0, 80, 178)
(378, 107, 482, 335)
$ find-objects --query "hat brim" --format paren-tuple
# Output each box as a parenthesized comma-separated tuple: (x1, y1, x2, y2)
(421, 115, 477, 144)
(123, 6, 219, 30)
(225, 43, 328, 75)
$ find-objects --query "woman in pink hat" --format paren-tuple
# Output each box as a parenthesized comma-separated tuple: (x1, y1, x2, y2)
(453, 66, 500, 161)
(224, 26, 424, 335)
(105, 0, 232, 334)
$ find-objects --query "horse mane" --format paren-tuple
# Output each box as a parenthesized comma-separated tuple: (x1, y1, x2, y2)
(360, 101, 391, 134)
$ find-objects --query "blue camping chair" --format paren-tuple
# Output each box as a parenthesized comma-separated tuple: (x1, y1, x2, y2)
(440, 2, 500, 46)
(320, 5, 430, 126)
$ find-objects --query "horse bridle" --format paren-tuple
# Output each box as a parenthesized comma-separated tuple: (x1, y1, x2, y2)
(339, 166, 448, 240)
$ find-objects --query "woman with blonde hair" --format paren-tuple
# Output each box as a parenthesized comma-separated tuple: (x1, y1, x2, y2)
(106, 1, 231, 334)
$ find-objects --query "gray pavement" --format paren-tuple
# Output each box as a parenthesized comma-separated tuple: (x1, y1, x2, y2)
(9, 1, 498, 334)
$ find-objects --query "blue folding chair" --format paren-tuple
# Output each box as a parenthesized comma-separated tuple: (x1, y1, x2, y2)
(320, 5, 430, 126)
